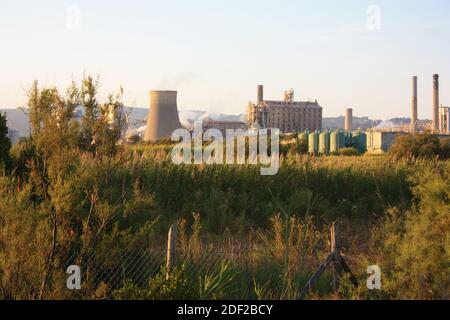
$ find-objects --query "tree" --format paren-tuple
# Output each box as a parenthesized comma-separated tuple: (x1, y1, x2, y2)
(23, 76, 129, 298)
(79, 77, 128, 161)
(0, 112, 12, 174)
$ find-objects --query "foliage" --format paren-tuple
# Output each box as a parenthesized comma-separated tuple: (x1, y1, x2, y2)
(113, 264, 197, 300)
(378, 162, 450, 299)
(0, 112, 12, 174)
(337, 147, 360, 156)
(389, 133, 448, 160)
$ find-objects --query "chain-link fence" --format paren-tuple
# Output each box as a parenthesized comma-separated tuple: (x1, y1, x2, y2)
(61, 244, 275, 300)
(56, 224, 337, 300)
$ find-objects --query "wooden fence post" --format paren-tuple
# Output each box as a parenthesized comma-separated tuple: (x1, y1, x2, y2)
(166, 223, 177, 279)
(298, 221, 358, 300)
(330, 222, 342, 292)
(330, 222, 338, 254)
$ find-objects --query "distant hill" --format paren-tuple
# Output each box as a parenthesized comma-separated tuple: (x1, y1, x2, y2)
(0, 108, 30, 137)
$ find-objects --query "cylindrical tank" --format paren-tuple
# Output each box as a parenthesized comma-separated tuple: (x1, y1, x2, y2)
(330, 129, 345, 153)
(345, 131, 353, 147)
(339, 130, 346, 149)
(319, 131, 330, 154)
(308, 132, 319, 154)
(330, 130, 339, 153)
(352, 131, 367, 153)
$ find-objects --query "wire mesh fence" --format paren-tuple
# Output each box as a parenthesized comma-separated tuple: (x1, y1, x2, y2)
(53, 222, 334, 300)
(63, 247, 167, 291)
(60, 244, 269, 300)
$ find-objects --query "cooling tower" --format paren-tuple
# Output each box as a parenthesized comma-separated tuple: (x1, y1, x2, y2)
(411, 76, 418, 133)
(144, 91, 182, 142)
(345, 108, 353, 131)
(432, 74, 439, 132)
(257, 85, 264, 104)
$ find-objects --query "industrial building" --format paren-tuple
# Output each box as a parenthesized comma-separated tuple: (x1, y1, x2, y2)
(438, 106, 450, 134)
(247, 85, 322, 133)
(366, 131, 405, 154)
(202, 118, 246, 135)
(409, 74, 448, 134)
(144, 91, 183, 142)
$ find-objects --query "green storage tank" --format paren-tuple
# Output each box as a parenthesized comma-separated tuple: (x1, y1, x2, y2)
(352, 131, 367, 153)
(330, 130, 338, 153)
(345, 131, 353, 147)
(308, 132, 319, 154)
(330, 129, 346, 153)
(330, 130, 340, 153)
(319, 131, 330, 154)
(338, 130, 346, 149)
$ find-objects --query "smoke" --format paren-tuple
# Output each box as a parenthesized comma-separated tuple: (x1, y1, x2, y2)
(178, 110, 246, 131)
(155, 72, 197, 90)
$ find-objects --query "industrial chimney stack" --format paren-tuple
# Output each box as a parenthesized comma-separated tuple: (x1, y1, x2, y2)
(257, 85, 264, 105)
(411, 76, 418, 133)
(432, 74, 439, 132)
(345, 108, 353, 131)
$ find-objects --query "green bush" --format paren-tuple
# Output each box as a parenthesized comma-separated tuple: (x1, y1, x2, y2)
(338, 147, 360, 156)
(379, 161, 449, 299)
(113, 264, 198, 300)
(389, 133, 448, 159)
(439, 137, 450, 159)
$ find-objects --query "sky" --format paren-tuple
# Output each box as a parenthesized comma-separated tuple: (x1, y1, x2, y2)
(0, 0, 449, 119)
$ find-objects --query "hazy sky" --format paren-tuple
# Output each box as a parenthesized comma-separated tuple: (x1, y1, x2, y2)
(1, 0, 449, 119)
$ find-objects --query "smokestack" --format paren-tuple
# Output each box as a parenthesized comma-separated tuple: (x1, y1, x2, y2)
(257, 85, 264, 104)
(411, 76, 418, 133)
(345, 108, 353, 131)
(144, 91, 182, 142)
(433, 74, 439, 132)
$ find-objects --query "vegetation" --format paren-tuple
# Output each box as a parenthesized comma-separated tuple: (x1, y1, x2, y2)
(0, 112, 11, 174)
(0, 78, 448, 300)
(335, 147, 360, 156)
(389, 132, 449, 160)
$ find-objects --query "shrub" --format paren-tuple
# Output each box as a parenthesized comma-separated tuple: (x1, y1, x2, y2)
(113, 264, 198, 300)
(379, 161, 450, 299)
(338, 147, 360, 156)
(439, 137, 450, 159)
(389, 133, 446, 159)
